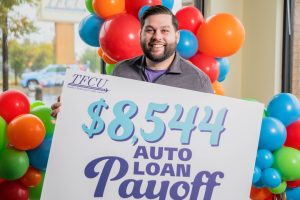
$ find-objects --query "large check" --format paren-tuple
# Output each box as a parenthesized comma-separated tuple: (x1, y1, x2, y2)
(41, 70, 263, 199)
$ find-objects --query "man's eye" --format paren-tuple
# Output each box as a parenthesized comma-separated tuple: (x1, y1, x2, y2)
(162, 29, 169, 33)
(146, 29, 154, 33)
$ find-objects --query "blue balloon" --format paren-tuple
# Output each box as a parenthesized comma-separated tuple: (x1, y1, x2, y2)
(138, 5, 150, 20)
(176, 30, 198, 59)
(79, 14, 104, 47)
(267, 93, 300, 126)
(162, 0, 174, 10)
(261, 168, 282, 188)
(258, 117, 287, 151)
(27, 136, 52, 171)
(256, 149, 274, 169)
(252, 166, 261, 183)
(286, 186, 300, 200)
(216, 58, 230, 82)
(253, 178, 264, 188)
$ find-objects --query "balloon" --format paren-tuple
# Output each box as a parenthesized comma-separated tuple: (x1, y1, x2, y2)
(176, 30, 198, 59)
(250, 186, 273, 200)
(286, 186, 300, 200)
(285, 119, 300, 150)
(197, 13, 245, 57)
(267, 93, 300, 126)
(7, 114, 46, 151)
(189, 52, 219, 83)
(162, 0, 174, 10)
(0, 178, 6, 184)
(261, 168, 282, 188)
(273, 147, 300, 181)
(30, 100, 45, 111)
(256, 149, 274, 170)
(216, 58, 230, 82)
(258, 117, 286, 151)
(125, 0, 162, 18)
(30, 106, 55, 136)
(97, 47, 104, 58)
(287, 178, 300, 188)
(253, 166, 262, 184)
(99, 13, 143, 62)
(19, 166, 42, 188)
(28, 171, 45, 200)
(79, 14, 104, 47)
(0, 90, 30, 123)
(0, 181, 28, 200)
(175, 6, 205, 33)
(93, 0, 125, 19)
(138, 5, 150, 20)
(105, 64, 116, 75)
(212, 81, 224, 95)
(85, 0, 94, 13)
(268, 181, 287, 194)
(102, 53, 117, 64)
(0, 148, 29, 180)
(27, 136, 53, 171)
(0, 116, 7, 151)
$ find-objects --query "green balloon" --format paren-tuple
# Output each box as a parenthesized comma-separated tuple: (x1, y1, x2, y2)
(29, 171, 45, 200)
(85, 0, 94, 13)
(269, 181, 287, 194)
(0, 148, 29, 180)
(105, 63, 116, 75)
(30, 100, 45, 111)
(0, 116, 7, 151)
(30, 106, 55, 136)
(273, 147, 300, 181)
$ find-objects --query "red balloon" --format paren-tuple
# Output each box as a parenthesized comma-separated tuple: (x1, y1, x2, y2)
(0, 90, 30, 123)
(99, 13, 143, 62)
(175, 6, 205, 33)
(250, 186, 272, 200)
(125, 0, 162, 18)
(19, 166, 42, 187)
(285, 119, 300, 150)
(287, 178, 300, 188)
(0, 181, 28, 200)
(189, 52, 219, 83)
(0, 178, 6, 184)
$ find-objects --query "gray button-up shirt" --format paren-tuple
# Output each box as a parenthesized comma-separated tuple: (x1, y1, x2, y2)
(112, 53, 214, 93)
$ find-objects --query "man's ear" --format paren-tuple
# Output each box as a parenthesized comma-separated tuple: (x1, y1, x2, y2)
(176, 30, 180, 44)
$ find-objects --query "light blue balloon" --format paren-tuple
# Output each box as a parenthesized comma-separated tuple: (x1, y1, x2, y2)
(27, 136, 52, 171)
(79, 14, 104, 47)
(162, 0, 174, 10)
(216, 58, 230, 82)
(138, 5, 150, 21)
(176, 30, 198, 59)
(261, 168, 282, 188)
(253, 178, 264, 188)
(258, 117, 287, 151)
(267, 93, 300, 126)
(286, 186, 300, 200)
(252, 166, 261, 183)
(256, 149, 274, 169)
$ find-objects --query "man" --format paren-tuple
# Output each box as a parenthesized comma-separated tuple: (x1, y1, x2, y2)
(51, 5, 213, 117)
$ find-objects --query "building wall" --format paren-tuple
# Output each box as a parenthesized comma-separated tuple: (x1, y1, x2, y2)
(292, 0, 300, 99)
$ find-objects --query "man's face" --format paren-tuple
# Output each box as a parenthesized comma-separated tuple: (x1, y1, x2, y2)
(140, 14, 179, 63)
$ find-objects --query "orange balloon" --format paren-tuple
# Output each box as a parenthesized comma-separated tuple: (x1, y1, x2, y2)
(102, 53, 117, 64)
(250, 186, 273, 200)
(197, 13, 245, 57)
(97, 47, 104, 58)
(7, 114, 46, 150)
(212, 81, 225, 95)
(93, 0, 125, 19)
(19, 166, 42, 187)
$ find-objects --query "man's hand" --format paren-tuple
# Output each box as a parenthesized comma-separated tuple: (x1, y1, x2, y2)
(51, 96, 61, 118)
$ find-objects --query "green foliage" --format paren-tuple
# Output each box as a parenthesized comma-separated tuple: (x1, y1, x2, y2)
(80, 48, 101, 73)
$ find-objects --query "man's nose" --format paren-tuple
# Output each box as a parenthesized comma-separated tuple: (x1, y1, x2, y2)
(152, 30, 163, 40)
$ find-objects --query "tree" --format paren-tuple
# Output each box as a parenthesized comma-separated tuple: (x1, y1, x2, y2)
(80, 48, 101, 73)
(0, 0, 36, 91)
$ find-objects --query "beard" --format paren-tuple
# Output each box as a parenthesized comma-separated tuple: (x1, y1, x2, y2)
(141, 39, 177, 63)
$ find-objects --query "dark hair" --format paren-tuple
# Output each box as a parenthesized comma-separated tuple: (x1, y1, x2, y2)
(140, 5, 178, 31)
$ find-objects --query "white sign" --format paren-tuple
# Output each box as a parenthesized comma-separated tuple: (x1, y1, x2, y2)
(37, 0, 89, 22)
(42, 70, 263, 199)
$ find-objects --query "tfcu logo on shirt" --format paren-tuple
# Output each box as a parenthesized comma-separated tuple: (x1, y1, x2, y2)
(67, 73, 109, 93)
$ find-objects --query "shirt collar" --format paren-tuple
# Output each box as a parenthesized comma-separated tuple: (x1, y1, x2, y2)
(136, 52, 182, 74)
